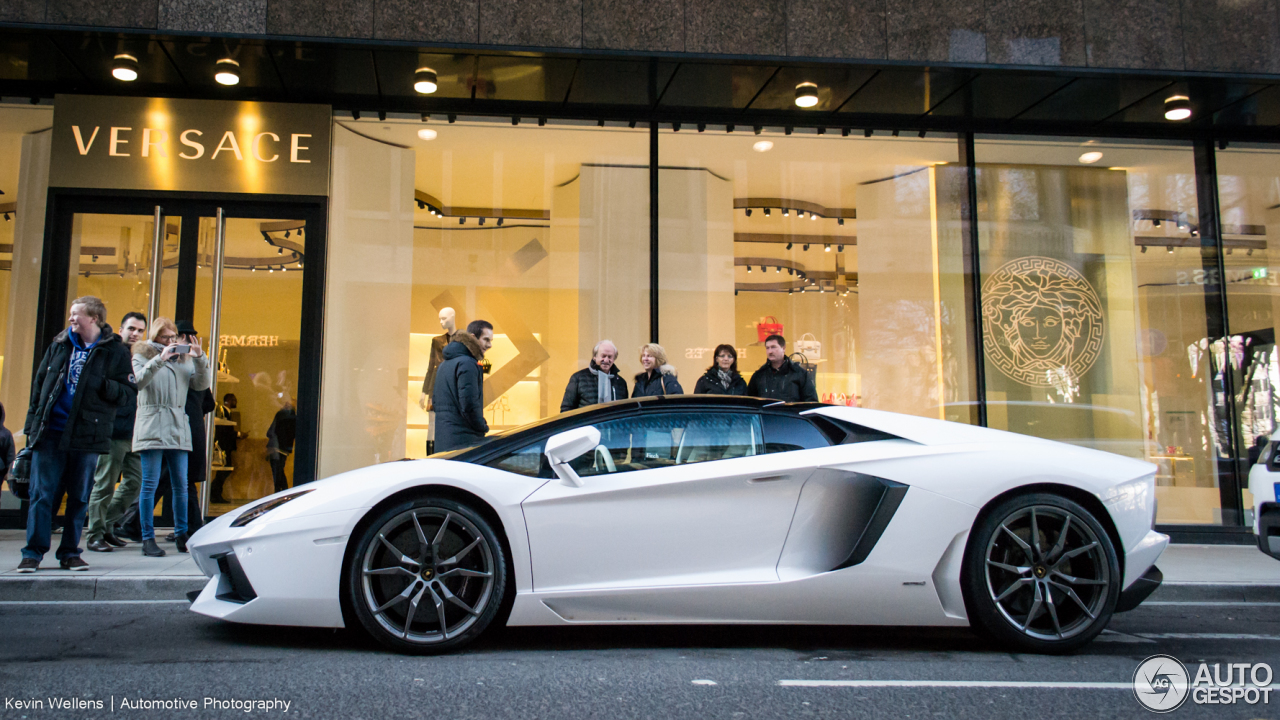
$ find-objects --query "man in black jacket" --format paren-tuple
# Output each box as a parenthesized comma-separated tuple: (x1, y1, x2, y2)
(560, 340, 628, 412)
(85, 311, 146, 552)
(432, 320, 493, 452)
(746, 334, 818, 403)
(17, 296, 135, 572)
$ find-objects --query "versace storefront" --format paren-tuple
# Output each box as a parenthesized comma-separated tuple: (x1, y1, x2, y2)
(2, 18, 1279, 541)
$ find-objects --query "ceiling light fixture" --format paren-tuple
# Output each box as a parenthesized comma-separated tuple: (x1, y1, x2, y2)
(783, 208, 789, 217)
(1164, 95, 1192, 121)
(824, 244, 832, 252)
(795, 82, 819, 108)
(746, 265, 752, 273)
(764, 208, 771, 216)
(1141, 245, 1148, 253)
(417, 128, 438, 141)
(1166, 246, 1175, 253)
(810, 213, 818, 221)
(1078, 151, 1104, 164)
(112, 54, 139, 82)
(803, 244, 810, 251)
(414, 67, 438, 94)
(745, 208, 753, 217)
(838, 218, 844, 226)
(214, 58, 240, 86)
(837, 244, 844, 252)
(785, 242, 793, 250)
(753, 140, 774, 152)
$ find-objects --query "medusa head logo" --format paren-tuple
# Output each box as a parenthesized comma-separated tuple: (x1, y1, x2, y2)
(981, 257, 1104, 388)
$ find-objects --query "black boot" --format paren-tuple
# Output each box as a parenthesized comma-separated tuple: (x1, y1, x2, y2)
(175, 533, 189, 553)
(142, 539, 166, 557)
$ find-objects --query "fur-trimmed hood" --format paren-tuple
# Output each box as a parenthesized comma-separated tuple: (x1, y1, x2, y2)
(443, 331, 486, 362)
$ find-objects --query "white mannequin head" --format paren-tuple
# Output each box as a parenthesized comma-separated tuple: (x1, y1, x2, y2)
(439, 307, 456, 332)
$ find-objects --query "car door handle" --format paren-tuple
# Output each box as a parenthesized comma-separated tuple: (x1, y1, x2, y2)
(749, 475, 787, 483)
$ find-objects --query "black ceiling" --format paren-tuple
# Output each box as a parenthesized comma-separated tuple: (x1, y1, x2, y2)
(2, 28, 1279, 141)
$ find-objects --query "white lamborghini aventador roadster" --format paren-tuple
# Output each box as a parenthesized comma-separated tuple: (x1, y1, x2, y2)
(188, 395, 1168, 654)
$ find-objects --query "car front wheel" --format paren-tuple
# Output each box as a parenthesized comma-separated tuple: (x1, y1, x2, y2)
(347, 497, 507, 654)
(962, 492, 1120, 654)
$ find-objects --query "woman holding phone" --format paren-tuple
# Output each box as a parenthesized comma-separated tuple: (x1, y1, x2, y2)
(132, 317, 210, 556)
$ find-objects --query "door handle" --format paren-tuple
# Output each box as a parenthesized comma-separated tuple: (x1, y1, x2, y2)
(749, 475, 787, 483)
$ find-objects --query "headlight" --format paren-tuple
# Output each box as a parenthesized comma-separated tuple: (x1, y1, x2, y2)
(230, 489, 314, 528)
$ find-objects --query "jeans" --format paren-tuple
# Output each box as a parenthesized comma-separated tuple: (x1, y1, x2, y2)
(138, 449, 188, 541)
(86, 438, 143, 542)
(21, 433, 100, 562)
(269, 452, 290, 494)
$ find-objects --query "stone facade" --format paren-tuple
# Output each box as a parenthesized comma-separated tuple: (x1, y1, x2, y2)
(3, 0, 1280, 74)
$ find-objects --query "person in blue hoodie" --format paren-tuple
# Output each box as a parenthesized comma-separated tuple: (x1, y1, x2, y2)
(16, 296, 135, 573)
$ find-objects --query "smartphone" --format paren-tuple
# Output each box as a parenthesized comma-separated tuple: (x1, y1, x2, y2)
(173, 344, 191, 355)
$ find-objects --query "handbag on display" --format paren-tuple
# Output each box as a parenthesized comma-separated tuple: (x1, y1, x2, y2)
(756, 316, 784, 342)
(795, 332, 822, 361)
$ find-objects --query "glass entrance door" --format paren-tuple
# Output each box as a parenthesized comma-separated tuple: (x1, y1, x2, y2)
(48, 199, 315, 522)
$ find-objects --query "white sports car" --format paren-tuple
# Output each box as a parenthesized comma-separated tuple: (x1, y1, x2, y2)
(1248, 431, 1280, 559)
(188, 395, 1168, 654)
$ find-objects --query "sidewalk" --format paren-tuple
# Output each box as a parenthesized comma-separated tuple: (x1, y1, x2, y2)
(0, 529, 1278, 601)
(0, 528, 206, 601)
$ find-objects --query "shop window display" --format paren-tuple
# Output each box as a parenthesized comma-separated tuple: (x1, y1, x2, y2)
(1217, 144, 1280, 525)
(656, 128, 975, 423)
(974, 137, 1227, 525)
(0, 104, 53, 514)
(321, 119, 648, 475)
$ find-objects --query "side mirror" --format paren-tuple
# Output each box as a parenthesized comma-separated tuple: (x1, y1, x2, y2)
(544, 426, 601, 487)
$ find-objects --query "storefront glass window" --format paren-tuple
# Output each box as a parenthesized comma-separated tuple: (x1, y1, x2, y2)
(0, 105, 53, 514)
(974, 137, 1228, 525)
(321, 119, 648, 476)
(1217, 144, 1280, 525)
(657, 128, 975, 421)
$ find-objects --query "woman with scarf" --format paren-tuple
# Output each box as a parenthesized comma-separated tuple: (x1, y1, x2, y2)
(693, 344, 747, 396)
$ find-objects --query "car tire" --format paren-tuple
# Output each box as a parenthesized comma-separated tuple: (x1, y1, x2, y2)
(961, 492, 1120, 654)
(347, 496, 508, 654)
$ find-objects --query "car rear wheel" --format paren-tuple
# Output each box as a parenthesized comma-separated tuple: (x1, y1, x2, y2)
(347, 497, 507, 654)
(962, 492, 1120, 654)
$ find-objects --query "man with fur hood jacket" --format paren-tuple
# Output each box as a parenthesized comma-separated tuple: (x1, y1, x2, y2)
(17, 296, 135, 573)
(431, 321, 494, 453)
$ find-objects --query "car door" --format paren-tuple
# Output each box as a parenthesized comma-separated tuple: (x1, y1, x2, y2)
(520, 410, 813, 592)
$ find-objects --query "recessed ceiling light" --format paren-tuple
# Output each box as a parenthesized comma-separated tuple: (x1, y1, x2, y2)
(1078, 151, 1104, 164)
(214, 58, 240, 86)
(795, 82, 819, 108)
(753, 140, 774, 152)
(1164, 95, 1192, 121)
(112, 54, 139, 82)
(414, 67, 438, 94)
(417, 128, 438, 141)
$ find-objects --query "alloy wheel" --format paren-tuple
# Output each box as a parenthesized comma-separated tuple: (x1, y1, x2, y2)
(983, 505, 1111, 641)
(360, 508, 496, 645)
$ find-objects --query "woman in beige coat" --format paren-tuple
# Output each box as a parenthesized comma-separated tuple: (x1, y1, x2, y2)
(132, 317, 210, 556)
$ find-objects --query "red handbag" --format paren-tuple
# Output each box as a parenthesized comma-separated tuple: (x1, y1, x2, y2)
(756, 316, 784, 342)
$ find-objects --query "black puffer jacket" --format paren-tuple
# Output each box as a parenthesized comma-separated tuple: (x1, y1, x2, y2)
(185, 388, 216, 485)
(693, 369, 747, 396)
(432, 332, 489, 452)
(560, 362, 628, 412)
(632, 365, 683, 398)
(746, 358, 818, 402)
(24, 326, 136, 454)
(112, 344, 140, 440)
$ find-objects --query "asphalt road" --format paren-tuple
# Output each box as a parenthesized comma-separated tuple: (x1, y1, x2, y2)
(1, 599, 1278, 719)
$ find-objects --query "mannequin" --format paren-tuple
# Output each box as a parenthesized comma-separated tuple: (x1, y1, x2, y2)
(419, 307, 459, 455)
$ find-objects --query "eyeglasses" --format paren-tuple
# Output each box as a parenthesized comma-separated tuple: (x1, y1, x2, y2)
(156, 333, 177, 343)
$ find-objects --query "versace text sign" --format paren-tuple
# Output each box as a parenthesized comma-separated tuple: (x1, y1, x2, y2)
(50, 95, 331, 196)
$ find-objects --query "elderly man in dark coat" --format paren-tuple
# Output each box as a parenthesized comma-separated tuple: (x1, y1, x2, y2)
(431, 320, 493, 453)
(560, 340, 628, 412)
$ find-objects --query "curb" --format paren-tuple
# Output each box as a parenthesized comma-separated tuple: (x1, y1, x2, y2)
(0, 576, 207, 601)
(1147, 582, 1280, 602)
